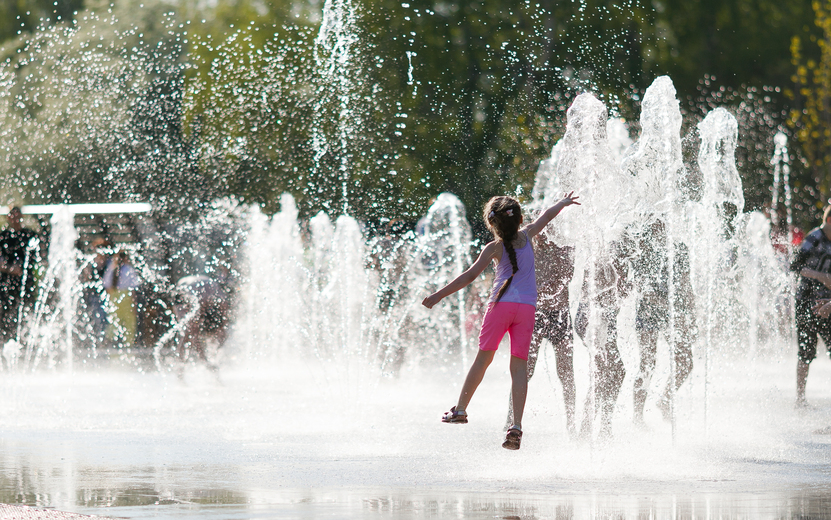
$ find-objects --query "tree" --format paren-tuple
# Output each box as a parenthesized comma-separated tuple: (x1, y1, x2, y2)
(0, 0, 823, 227)
(789, 0, 831, 221)
(0, 2, 197, 207)
(0, 0, 84, 43)
(363, 0, 657, 222)
(644, 1, 817, 97)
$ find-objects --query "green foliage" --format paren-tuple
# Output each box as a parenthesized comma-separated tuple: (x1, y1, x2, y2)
(648, 0, 817, 99)
(0, 0, 84, 42)
(788, 0, 831, 225)
(679, 82, 786, 216)
(368, 0, 656, 218)
(0, 0, 824, 228)
(184, 24, 318, 215)
(0, 0, 315, 214)
(0, 1, 190, 207)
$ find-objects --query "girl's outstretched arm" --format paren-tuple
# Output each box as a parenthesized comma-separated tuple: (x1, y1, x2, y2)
(422, 241, 501, 309)
(524, 191, 580, 239)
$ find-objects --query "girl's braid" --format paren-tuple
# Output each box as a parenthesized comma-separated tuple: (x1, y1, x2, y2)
(483, 196, 522, 303)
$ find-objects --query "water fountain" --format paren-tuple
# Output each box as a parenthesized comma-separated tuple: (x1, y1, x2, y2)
(0, 2, 826, 520)
(529, 77, 795, 440)
(771, 131, 794, 241)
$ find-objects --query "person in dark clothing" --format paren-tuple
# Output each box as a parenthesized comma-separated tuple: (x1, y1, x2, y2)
(789, 206, 831, 407)
(172, 274, 231, 371)
(574, 237, 632, 439)
(631, 218, 697, 424)
(80, 238, 112, 342)
(368, 220, 411, 376)
(0, 207, 38, 344)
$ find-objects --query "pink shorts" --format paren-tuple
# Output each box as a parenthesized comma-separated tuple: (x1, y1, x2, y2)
(478, 302, 536, 360)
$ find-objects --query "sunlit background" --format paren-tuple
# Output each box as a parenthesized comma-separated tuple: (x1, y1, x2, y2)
(1, 1, 831, 518)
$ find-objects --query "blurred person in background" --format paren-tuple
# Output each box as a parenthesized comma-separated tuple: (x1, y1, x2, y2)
(574, 237, 632, 440)
(631, 218, 697, 425)
(790, 206, 831, 407)
(0, 206, 38, 345)
(171, 274, 231, 372)
(79, 237, 112, 343)
(103, 249, 140, 347)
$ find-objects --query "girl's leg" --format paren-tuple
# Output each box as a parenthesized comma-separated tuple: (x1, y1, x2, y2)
(509, 355, 528, 429)
(526, 332, 543, 380)
(506, 303, 534, 430)
(507, 330, 542, 427)
(456, 349, 496, 411)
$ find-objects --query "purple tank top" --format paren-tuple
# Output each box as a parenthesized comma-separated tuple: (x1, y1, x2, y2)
(489, 231, 537, 306)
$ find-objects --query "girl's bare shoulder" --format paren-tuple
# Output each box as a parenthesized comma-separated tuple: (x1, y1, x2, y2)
(481, 240, 502, 260)
(482, 239, 500, 252)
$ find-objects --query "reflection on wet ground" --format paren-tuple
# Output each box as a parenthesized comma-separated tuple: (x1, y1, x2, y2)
(3, 354, 831, 519)
(0, 481, 247, 510)
(7, 485, 831, 519)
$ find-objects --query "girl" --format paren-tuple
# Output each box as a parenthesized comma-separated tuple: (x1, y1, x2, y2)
(422, 192, 580, 450)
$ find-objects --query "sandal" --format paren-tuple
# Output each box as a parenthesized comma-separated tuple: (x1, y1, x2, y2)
(502, 426, 522, 450)
(442, 406, 468, 424)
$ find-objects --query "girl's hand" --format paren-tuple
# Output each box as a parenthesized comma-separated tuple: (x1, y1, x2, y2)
(422, 293, 442, 309)
(560, 191, 580, 206)
(525, 193, 580, 238)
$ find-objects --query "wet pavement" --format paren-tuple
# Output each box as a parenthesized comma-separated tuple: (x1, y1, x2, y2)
(2, 347, 831, 519)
